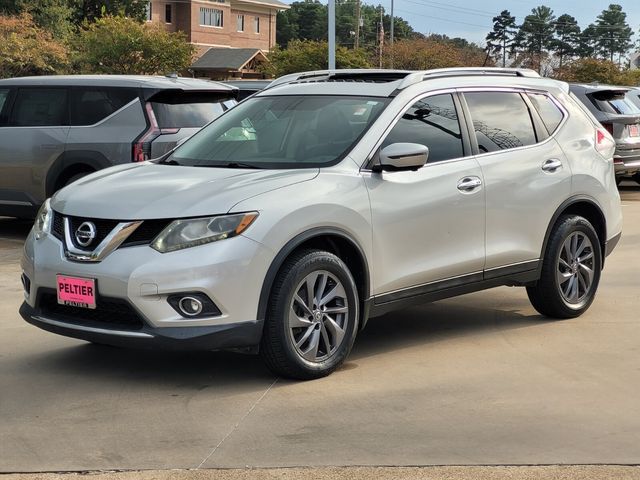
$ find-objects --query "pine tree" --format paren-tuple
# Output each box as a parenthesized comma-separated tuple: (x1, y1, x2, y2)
(515, 6, 556, 73)
(594, 4, 633, 63)
(551, 14, 581, 68)
(486, 10, 517, 67)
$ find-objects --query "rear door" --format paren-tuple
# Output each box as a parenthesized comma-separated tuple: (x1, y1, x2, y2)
(461, 89, 571, 274)
(0, 87, 70, 207)
(147, 91, 237, 157)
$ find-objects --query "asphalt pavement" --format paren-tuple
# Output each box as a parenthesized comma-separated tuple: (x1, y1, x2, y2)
(1, 184, 639, 475)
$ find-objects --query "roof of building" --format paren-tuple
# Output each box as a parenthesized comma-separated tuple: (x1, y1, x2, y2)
(0, 75, 235, 91)
(191, 48, 267, 71)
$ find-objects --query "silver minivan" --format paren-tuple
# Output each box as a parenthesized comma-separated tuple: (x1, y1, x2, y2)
(0, 75, 237, 218)
(21, 68, 623, 379)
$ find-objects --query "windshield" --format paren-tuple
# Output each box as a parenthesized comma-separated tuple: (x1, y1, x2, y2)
(166, 95, 389, 168)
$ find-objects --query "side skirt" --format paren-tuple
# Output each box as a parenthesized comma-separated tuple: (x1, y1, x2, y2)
(367, 260, 539, 319)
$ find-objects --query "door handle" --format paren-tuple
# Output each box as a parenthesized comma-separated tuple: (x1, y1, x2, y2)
(542, 158, 562, 172)
(457, 176, 482, 192)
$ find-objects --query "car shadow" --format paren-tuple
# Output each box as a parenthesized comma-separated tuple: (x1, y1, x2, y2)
(20, 295, 546, 387)
(0, 216, 31, 243)
(351, 298, 547, 362)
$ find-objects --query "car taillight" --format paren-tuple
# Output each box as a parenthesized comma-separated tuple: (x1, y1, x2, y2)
(132, 103, 161, 162)
(596, 127, 615, 157)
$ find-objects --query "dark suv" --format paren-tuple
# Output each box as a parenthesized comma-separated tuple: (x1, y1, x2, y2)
(0, 75, 237, 218)
(569, 84, 640, 184)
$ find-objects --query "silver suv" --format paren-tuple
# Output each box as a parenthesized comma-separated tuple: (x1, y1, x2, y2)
(0, 75, 237, 218)
(20, 68, 623, 379)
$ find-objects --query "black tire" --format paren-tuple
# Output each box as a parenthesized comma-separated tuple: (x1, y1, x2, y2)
(633, 172, 640, 186)
(615, 176, 623, 186)
(527, 215, 602, 319)
(260, 249, 359, 380)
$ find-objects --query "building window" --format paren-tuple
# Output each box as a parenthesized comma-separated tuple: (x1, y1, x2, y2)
(237, 14, 244, 32)
(254, 16, 260, 33)
(200, 7, 223, 27)
(165, 4, 172, 23)
(145, 1, 152, 21)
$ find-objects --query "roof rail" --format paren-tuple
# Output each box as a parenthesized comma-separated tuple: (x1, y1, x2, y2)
(396, 67, 540, 89)
(266, 69, 412, 89)
(266, 67, 541, 91)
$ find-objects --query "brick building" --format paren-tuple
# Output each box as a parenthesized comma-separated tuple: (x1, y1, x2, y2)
(145, 0, 288, 78)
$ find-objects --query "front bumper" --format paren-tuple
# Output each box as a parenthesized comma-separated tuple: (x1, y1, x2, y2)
(20, 302, 262, 350)
(21, 229, 274, 350)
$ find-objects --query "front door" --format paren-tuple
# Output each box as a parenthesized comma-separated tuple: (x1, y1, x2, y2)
(364, 93, 486, 298)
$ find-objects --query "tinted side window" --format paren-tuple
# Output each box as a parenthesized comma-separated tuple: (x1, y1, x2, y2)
(528, 93, 564, 134)
(10, 88, 68, 127)
(382, 94, 464, 163)
(464, 92, 537, 153)
(0, 89, 10, 126)
(70, 88, 138, 126)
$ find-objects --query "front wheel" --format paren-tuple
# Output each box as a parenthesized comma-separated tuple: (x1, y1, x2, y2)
(527, 215, 602, 319)
(260, 250, 359, 380)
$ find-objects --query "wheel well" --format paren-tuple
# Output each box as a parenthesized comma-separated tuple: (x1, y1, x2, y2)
(289, 235, 369, 305)
(557, 200, 607, 258)
(53, 164, 96, 192)
(260, 233, 371, 329)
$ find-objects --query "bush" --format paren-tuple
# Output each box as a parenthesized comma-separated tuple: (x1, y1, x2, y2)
(0, 13, 69, 78)
(72, 15, 196, 75)
(384, 38, 491, 70)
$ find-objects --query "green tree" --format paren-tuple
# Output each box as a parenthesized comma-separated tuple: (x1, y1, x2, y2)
(72, 15, 195, 75)
(263, 40, 371, 76)
(0, 0, 74, 38)
(71, 0, 147, 24)
(0, 13, 69, 77)
(577, 23, 599, 58)
(486, 10, 517, 67)
(551, 14, 581, 68)
(594, 4, 633, 63)
(515, 6, 556, 72)
(555, 57, 621, 83)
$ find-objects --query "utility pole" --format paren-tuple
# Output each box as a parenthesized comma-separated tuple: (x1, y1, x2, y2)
(354, 0, 361, 49)
(328, 0, 336, 69)
(378, 6, 384, 68)
(390, 0, 394, 67)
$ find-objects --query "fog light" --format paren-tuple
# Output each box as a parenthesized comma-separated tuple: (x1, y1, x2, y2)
(178, 296, 203, 317)
(167, 292, 221, 318)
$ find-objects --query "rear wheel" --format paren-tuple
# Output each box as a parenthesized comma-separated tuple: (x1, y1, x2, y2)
(260, 250, 359, 380)
(633, 172, 640, 185)
(527, 215, 602, 319)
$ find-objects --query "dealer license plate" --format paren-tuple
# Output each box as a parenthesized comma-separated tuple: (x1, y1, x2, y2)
(56, 275, 96, 309)
(629, 125, 639, 137)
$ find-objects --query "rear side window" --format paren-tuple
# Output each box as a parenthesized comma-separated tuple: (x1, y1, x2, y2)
(464, 92, 537, 153)
(10, 88, 68, 127)
(528, 93, 564, 134)
(381, 93, 464, 163)
(149, 92, 235, 129)
(70, 88, 139, 126)
(588, 90, 640, 115)
(0, 89, 10, 125)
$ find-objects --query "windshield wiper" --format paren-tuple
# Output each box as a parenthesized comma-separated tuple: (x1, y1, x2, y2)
(204, 162, 263, 169)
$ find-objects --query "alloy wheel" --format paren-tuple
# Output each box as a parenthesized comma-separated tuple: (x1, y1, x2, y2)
(288, 270, 349, 363)
(557, 232, 595, 305)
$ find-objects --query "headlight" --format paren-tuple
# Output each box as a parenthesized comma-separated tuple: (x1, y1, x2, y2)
(151, 212, 258, 253)
(33, 199, 52, 236)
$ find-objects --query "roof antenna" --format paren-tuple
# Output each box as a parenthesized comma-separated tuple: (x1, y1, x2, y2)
(166, 72, 179, 79)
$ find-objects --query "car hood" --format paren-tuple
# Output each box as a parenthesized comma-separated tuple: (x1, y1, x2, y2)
(51, 163, 319, 220)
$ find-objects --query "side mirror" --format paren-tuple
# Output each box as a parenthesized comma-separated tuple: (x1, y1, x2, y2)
(376, 143, 429, 172)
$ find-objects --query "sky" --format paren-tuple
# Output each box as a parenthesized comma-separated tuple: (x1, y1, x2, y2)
(288, 0, 640, 47)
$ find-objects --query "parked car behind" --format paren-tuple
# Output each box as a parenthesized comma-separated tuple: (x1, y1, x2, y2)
(21, 68, 623, 379)
(569, 84, 640, 184)
(0, 75, 237, 218)
(223, 80, 271, 101)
